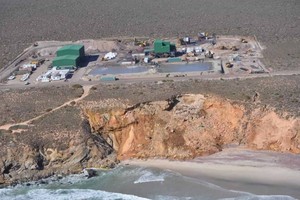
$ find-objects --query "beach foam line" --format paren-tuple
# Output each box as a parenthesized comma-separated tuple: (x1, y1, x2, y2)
(134, 171, 166, 184)
(122, 159, 300, 188)
(0, 188, 150, 200)
(153, 195, 194, 200)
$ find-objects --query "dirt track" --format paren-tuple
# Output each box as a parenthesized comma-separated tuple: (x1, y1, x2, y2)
(1, 0, 299, 70)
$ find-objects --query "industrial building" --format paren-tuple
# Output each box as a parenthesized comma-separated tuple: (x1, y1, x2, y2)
(52, 55, 80, 70)
(57, 45, 85, 57)
(52, 44, 85, 70)
(36, 67, 70, 82)
(154, 40, 176, 54)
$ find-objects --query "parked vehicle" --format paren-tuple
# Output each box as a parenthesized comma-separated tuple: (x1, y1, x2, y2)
(7, 75, 16, 80)
(20, 73, 30, 82)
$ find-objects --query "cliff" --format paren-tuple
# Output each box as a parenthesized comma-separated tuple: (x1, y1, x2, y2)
(0, 94, 299, 186)
(84, 94, 300, 161)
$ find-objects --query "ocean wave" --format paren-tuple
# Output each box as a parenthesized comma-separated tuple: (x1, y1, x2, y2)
(134, 171, 166, 184)
(1, 166, 298, 200)
(153, 195, 193, 200)
(220, 195, 297, 200)
(0, 188, 150, 200)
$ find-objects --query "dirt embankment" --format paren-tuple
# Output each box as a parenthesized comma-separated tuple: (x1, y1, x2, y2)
(84, 94, 300, 161)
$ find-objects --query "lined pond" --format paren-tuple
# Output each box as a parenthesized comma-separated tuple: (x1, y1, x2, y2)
(89, 62, 213, 75)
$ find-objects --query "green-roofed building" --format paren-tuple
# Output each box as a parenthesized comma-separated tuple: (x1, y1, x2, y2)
(52, 44, 85, 70)
(154, 40, 176, 54)
(56, 44, 85, 57)
(52, 55, 80, 70)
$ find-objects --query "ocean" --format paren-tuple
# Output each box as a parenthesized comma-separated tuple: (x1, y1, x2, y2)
(0, 165, 298, 200)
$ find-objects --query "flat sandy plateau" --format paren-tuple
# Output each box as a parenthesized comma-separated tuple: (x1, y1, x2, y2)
(122, 148, 300, 198)
(1, 0, 299, 70)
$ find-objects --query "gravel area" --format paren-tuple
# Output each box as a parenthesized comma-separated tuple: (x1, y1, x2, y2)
(1, 0, 299, 70)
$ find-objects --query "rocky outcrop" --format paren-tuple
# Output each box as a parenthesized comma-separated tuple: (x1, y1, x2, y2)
(0, 119, 118, 186)
(84, 94, 300, 160)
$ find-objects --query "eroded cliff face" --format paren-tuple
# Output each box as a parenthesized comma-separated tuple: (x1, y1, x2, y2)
(84, 94, 300, 160)
(1, 94, 299, 186)
(246, 111, 300, 153)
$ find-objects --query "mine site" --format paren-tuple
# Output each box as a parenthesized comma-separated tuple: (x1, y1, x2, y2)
(0, 0, 299, 199)
(1, 33, 268, 87)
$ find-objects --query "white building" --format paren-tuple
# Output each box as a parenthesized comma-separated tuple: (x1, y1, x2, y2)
(37, 67, 70, 82)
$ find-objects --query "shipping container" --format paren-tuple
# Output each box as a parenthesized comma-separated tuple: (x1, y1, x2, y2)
(100, 76, 118, 81)
(167, 57, 182, 63)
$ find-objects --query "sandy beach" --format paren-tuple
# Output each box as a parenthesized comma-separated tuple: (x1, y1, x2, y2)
(122, 148, 300, 198)
(0, 149, 299, 199)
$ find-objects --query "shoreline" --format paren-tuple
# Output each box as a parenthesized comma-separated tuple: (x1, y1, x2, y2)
(122, 159, 300, 187)
(121, 149, 300, 198)
(1, 149, 300, 199)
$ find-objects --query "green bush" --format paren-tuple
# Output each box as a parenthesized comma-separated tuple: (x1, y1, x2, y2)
(91, 86, 97, 90)
(9, 124, 29, 130)
(72, 84, 83, 89)
(46, 108, 52, 112)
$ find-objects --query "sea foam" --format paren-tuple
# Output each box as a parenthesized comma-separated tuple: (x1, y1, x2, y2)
(134, 171, 166, 184)
(0, 188, 150, 200)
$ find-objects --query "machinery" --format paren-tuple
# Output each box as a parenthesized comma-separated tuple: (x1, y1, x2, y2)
(178, 37, 191, 45)
(134, 38, 149, 47)
(241, 38, 248, 43)
(218, 45, 227, 50)
(231, 46, 239, 51)
(225, 62, 233, 68)
(205, 51, 214, 58)
(198, 32, 208, 41)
